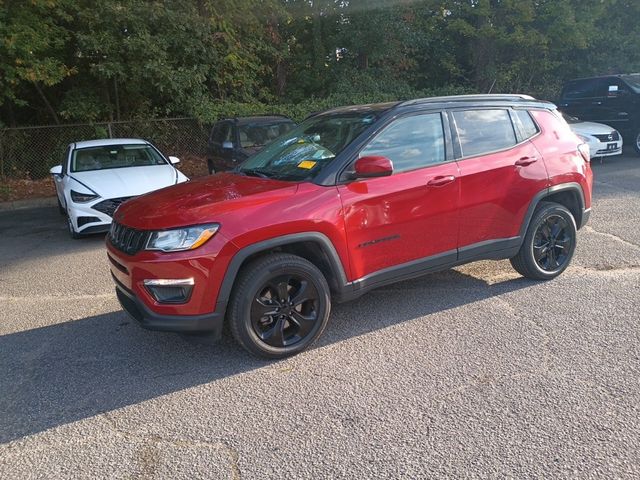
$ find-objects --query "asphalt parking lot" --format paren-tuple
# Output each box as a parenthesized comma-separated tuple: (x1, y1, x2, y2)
(1, 155, 639, 479)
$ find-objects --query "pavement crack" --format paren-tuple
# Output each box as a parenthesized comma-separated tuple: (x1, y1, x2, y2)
(582, 225, 640, 250)
(570, 265, 640, 274)
(101, 412, 242, 479)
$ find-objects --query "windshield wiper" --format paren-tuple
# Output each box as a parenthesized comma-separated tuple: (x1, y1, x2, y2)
(237, 168, 271, 179)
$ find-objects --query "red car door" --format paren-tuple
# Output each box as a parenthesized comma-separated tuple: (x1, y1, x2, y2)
(338, 112, 460, 282)
(451, 108, 548, 258)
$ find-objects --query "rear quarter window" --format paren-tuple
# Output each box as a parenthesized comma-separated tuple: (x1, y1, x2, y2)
(511, 110, 539, 142)
(452, 109, 517, 158)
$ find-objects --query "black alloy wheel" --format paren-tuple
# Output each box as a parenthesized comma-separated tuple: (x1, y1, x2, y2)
(510, 202, 577, 280)
(251, 274, 319, 348)
(228, 253, 331, 358)
(532, 214, 572, 272)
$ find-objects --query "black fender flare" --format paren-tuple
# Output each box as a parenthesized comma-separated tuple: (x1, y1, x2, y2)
(519, 183, 587, 240)
(215, 232, 350, 312)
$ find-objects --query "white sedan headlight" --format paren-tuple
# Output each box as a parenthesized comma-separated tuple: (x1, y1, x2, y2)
(145, 224, 219, 252)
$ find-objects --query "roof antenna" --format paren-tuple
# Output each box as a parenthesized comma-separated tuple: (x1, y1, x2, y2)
(487, 79, 496, 94)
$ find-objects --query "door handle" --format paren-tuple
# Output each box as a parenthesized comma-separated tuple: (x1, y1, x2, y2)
(592, 101, 602, 105)
(515, 156, 538, 167)
(427, 175, 456, 187)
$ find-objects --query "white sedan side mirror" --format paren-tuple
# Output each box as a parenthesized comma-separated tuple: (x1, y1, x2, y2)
(168, 156, 180, 164)
(50, 165, 62, 175)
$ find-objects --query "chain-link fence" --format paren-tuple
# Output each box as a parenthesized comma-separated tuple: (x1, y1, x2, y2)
(0, 117, 210, 180)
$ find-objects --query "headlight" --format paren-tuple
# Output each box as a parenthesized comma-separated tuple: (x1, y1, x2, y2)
(145, 224, 219, 252)
(576, 134, 591, 143)
(70, 190, 100, 203)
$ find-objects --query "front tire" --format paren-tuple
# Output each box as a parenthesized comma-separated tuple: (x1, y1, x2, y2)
(634, 131, 640, 156)
(207, 159, 216, 175)
(228, 253, 331, 359)
(510, 202, 577, 280)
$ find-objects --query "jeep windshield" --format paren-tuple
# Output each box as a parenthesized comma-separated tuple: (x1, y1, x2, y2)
(236, 112, 378, 181)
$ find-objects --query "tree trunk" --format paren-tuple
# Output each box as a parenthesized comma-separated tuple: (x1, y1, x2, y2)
(33, 82, 60, 125)
(276, 60, 287, 97)
(114, 77, 121, 121)
(6, 100, 17, 127)
(312, 2, 323, 74)
(357, 51, 369, 70)
(104, 80, 114, 122)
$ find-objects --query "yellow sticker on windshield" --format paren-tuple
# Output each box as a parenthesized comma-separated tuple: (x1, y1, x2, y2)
(298, 160, 317, 169)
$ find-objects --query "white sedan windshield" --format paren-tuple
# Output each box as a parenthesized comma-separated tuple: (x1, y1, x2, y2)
(71, 145, 167, 172)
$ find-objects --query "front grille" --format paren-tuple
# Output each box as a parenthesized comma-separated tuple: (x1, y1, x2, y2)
(93, 196, 134, 217)
(109, 221, 149, 255)
(593, 132, 620, 142)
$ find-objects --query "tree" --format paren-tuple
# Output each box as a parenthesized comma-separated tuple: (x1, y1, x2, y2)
(0, 0, 75, 124)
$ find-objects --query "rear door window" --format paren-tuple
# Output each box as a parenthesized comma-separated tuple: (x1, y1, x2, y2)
(562, 79, 605, 99)
(452, 109, 517, 158)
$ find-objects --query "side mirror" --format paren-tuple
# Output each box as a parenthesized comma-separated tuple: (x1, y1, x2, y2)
(168, 156, 180, 164)
(50, 165, 62, 176)
(222, 141, 234, 150)
(353, 155, 393, 179)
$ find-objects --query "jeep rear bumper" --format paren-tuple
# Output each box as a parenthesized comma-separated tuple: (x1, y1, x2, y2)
(579, 207, 591, 230)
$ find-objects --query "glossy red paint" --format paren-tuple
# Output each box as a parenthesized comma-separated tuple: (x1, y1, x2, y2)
(530, 109, 593, 209)
(115, 173, 298, 230)
(457, 135, 548, 246)
(107, 230, 238, 315)
(106, 103, 593, 323)
(354, 155, 393, 177)
(338, 162, 460, 279)
(109, 176, 352, 316)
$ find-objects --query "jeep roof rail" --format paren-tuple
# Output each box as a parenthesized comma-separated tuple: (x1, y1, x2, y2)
(400, 94, 537, 107)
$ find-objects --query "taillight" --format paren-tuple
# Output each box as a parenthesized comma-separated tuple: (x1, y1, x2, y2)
(578, 143, 591, 163)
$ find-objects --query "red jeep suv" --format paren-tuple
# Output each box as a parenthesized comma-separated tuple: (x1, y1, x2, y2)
(107, 95, 593, 358)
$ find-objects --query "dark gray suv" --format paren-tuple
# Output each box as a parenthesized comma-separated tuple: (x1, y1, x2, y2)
(206, 115, 296, 174)
(559, 74, 640, 154)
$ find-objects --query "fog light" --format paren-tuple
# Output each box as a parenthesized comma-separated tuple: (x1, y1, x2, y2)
(143, 278, 194, 304)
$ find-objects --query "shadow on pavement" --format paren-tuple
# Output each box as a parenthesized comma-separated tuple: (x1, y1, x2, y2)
(0, 269, 535, 443)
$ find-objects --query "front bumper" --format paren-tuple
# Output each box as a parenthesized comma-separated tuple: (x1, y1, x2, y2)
(113, 274, 224, 336)
(588, 138, 623, 158)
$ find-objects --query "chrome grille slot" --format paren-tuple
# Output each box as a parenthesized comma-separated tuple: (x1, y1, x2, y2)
(109, 221, 148, 255)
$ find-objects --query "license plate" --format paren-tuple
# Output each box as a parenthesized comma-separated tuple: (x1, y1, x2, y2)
(606, 143, 617, 151)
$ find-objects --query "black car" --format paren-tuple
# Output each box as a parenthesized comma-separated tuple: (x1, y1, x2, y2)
(559, 74, 640, 154)
(206, 115, 296, 174)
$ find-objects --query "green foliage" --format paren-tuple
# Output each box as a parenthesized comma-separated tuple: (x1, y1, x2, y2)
(0, 0, 638, 124)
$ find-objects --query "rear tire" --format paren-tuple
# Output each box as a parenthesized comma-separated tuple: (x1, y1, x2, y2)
(228, 253, 331, 359)
(634, 131, 640, 156)
(510, 202, 577, 280)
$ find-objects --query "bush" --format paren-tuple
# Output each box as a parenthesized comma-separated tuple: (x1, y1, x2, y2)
(193, 82, 474, 123)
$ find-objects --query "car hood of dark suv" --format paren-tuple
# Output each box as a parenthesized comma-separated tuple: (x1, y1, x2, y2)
(114, 172, 298, 230)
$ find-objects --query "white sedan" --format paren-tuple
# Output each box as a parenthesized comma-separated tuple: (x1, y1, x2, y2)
(562, 112, 623, 159)
(50, 138, 188, 238)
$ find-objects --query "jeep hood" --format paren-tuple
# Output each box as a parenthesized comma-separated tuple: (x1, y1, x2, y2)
(114, 172, 298, 229)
